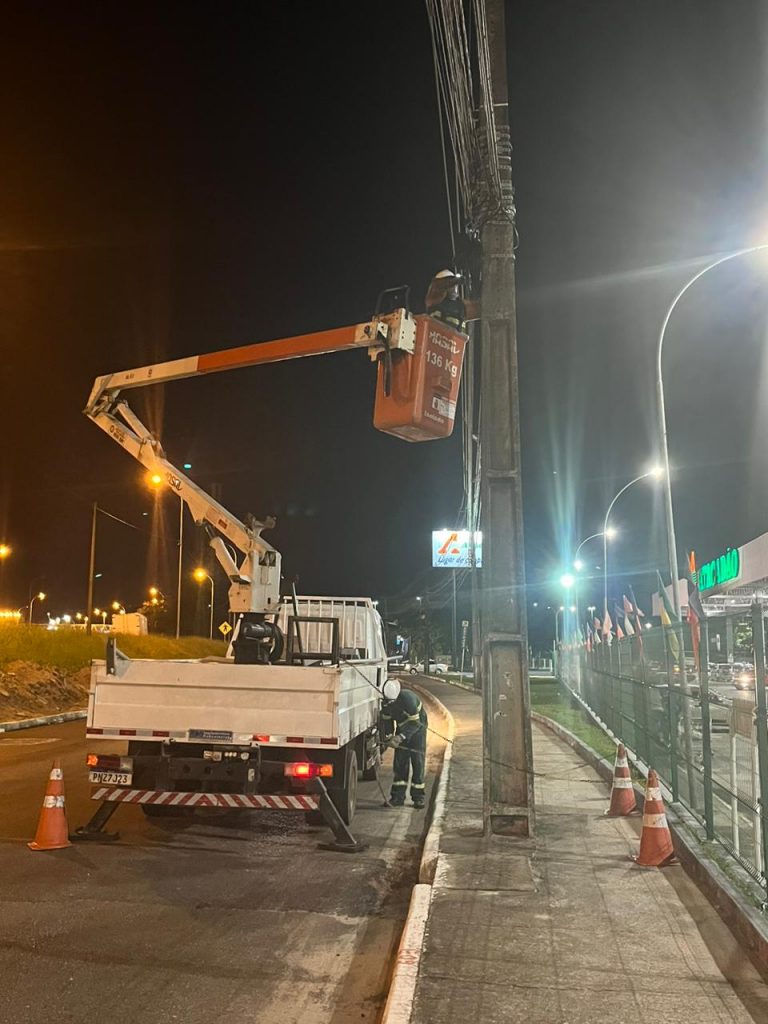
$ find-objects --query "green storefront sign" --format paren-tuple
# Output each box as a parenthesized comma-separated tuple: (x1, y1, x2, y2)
(699, 548, 740, 592)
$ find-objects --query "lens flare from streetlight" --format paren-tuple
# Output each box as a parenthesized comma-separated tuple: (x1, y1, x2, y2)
(193, 568, 207, 582)
(604, 527, 618, 540)
(147, 472, 164, 488)
(648, 464, 664, 479)
(0, 544, 11, 559)
(573, 558, 584, 572)
(559, 573, 575, 589)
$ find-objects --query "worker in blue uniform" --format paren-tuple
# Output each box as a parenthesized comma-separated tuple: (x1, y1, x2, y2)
(382, 687, 428, 808)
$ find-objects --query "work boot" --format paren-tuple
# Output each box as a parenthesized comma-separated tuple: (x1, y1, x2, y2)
(390, 797, 405, 807)
(412, 798, 425, 810)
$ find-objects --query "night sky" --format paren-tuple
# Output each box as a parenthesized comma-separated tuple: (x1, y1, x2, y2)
(1, 2, 768, 639)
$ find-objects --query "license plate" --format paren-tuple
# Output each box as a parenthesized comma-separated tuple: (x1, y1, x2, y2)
(89, 770, 133, 786)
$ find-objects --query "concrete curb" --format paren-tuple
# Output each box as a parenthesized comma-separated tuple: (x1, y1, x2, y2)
(380, 678, 456, 1024)
(532, 709, 768, 979)
(380, 884, 432, 1024)
(0, 709, 87, 733)
(410, 685, 456, 885)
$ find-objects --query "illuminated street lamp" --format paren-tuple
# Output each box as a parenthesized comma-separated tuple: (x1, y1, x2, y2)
(656, 244, 768, 615)
(602, 466, 663, 628)
(93, 607, 107, 626)
(112, 601, 126, 615)
(0, 544, 11, 560)
(193, 568, 215, 640)
(148, 471, 184, 638)
(28, 592, 46, 624)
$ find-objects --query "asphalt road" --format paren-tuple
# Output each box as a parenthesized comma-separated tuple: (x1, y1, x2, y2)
(0, 714, 445, 1024)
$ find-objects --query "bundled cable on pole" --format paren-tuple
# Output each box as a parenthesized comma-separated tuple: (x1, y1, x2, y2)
(425, 0, 515, 236)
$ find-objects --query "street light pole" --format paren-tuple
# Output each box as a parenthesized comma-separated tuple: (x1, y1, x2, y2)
(28, 592, 45, 625)
(86, 500, 97, 636)
(602, 469, 660, 626)
(572, 530, 605, 634)
(656, 244, 768, 615)
(194, 569, 215, 639)
(176, 498, 184, 639)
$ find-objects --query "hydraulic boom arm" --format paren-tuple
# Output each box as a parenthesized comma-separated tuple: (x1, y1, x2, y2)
(84, 310, 415, 620)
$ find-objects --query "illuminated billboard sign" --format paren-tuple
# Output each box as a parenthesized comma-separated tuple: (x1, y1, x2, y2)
(432, 530, 483, 568)
(698, 547, 740, 592)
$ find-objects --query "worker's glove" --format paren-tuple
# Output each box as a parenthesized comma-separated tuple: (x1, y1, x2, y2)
(386, 734, 404, 750)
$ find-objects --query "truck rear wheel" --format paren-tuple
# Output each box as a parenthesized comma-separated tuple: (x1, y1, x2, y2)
(329, 747, 358, 826)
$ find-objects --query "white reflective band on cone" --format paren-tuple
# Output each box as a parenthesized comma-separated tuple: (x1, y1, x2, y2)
(643, 813, 668, 829)
(647, 787, 662, 801)
(613, 779, 633, 789)
(43, 795, 65, 809)
(616, 757, 628, 768)
(50, 769, 63, 780)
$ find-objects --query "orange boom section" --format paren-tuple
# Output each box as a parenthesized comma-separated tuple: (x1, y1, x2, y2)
(373, 315, 467, 442)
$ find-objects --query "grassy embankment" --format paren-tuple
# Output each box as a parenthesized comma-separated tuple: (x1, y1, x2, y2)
(530, 678, 618, 762)
(0, 625, 226, 673)
(441, 671, 618, 762)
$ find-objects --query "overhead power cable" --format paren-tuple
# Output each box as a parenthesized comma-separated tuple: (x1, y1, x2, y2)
(425, 0, 514, 234)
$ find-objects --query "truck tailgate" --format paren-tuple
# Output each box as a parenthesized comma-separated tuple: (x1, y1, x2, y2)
(87, 658, 380, 747)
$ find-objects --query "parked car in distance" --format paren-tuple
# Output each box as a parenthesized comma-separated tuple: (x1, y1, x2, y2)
(408, 659, 449, 674)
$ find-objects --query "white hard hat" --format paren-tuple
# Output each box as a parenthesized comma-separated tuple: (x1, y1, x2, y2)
(382, 678, 401, 701)
(435, 268, 461, 280)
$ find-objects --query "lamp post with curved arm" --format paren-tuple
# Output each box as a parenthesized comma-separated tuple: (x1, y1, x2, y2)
(573, 529, 614, 633)
(603, 468, 663, 627)
(194, 568, 215, 640)
(656, 244, 768, 615)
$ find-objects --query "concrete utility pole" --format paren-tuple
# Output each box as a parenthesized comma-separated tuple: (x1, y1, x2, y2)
(478, 0, 535, 836)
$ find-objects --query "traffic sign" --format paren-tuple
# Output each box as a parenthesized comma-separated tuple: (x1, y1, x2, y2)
(218, 621, 232, 637)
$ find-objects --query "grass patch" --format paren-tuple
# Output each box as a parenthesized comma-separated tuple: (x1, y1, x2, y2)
(0, 625, 226, 673)
(530, 679, 617, 763)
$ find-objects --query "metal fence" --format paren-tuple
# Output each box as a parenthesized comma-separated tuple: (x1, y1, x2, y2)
(556, 604, 768, 893)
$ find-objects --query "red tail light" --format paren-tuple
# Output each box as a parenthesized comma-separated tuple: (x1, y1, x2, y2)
(86, 753, 133, 771)
(284, 762, 333, 779)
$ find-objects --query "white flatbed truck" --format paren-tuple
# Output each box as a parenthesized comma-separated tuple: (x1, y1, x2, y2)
(77, 312, 419, 848)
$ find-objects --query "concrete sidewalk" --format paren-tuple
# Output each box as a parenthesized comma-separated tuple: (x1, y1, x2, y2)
(411, 680, 768, 1024)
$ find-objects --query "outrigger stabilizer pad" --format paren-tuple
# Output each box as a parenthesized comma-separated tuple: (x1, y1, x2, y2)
(311, 779, 369, 854)
(71, 800, 120, 843)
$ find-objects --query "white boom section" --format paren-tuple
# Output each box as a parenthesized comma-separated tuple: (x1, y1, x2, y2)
(84, 311, 416, 616)
(87, 400, 279, 613)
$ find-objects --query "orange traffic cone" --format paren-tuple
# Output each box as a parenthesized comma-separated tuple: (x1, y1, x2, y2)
(28, 759, 72, 851)
(633, 769, 674, 867)
(605, 743, 637, 817)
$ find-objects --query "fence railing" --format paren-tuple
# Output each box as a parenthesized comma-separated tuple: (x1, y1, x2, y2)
(556, 604, 768, 893)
